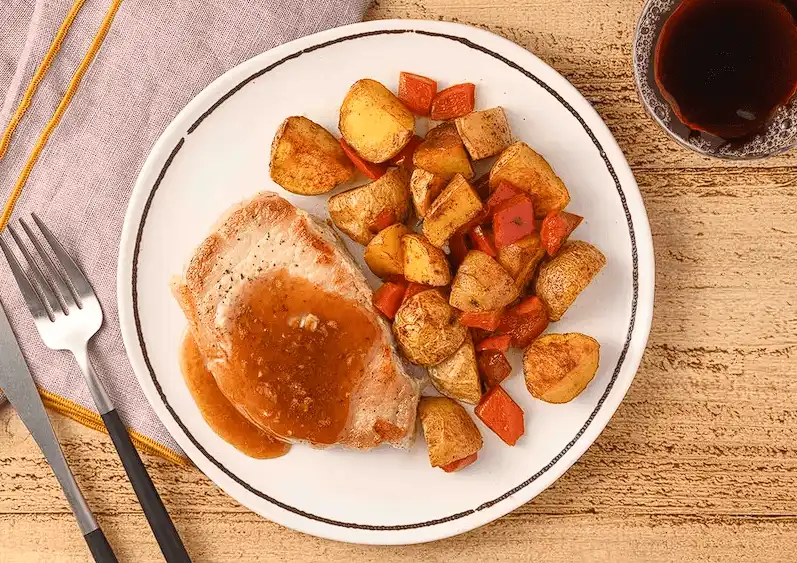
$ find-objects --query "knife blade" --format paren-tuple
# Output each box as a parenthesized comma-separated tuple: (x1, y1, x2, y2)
(0, 298, 114, 559)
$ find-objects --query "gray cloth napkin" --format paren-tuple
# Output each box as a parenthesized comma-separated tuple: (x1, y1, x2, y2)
(0, 0, 369, 458)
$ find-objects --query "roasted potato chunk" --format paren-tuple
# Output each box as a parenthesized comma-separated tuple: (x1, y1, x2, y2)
(269, 116, 355, 194)
(410, 168, 447, 217)
(419, 397, 483, 468)
(413, 122, 473, 180)
(328, 167, 410, 245)
(393, 289, 467, 366)
(401, 234, 451, 286)
(428, 336, 482, 404)
(364, 223, 410, 279)
(450, 250, 520, 312)
(535, 240, 606, 321)
(422, 174, 484, 248)
(339, 79, 415, 163)
(489, 142, 570, 217)
(455, 107, 513, 160)
(523, 333, 599, 403)
(497, 233, 546, 289)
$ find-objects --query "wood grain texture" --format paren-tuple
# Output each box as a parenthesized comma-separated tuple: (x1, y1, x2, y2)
(3, 0, 797, 560)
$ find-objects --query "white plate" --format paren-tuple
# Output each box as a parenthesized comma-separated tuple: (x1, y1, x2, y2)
(118, 20, 654, 545)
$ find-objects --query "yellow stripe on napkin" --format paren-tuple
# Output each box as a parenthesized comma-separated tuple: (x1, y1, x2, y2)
(0, 0, 87, 160)
(0, 0, 123, 232)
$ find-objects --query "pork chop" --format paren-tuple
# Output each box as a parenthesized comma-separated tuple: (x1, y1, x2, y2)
(172, 192, 421, 449)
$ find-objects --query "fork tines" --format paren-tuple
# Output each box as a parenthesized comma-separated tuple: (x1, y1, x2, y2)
(0, 214, 89, 322)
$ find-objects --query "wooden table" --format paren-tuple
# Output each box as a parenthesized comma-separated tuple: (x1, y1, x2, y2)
(3, 1, 797, 561)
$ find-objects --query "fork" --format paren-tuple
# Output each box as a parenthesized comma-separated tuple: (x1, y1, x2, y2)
(0, 213, 191, 563)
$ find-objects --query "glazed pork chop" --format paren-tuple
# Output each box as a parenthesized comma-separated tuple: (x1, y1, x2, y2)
(172, 192, 421, 449)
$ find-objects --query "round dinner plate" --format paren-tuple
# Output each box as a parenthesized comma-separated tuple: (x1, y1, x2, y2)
(118, 20, 654, 545)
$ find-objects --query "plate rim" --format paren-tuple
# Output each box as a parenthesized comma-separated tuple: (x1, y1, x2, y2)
(117, 19, 655, 545)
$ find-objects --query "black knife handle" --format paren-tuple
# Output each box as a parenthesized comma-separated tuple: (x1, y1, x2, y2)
(84, 528, 118, 563)
(101, 409, 191, 562)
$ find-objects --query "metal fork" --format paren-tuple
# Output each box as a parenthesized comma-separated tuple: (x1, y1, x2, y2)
(0, 214, 191, 562)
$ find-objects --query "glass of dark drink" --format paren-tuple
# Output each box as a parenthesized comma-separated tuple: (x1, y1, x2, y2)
(634, 0, 797, 159)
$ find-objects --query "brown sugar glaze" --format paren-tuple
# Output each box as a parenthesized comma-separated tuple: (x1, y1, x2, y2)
(179, 334, 290, 459)
(654, 0, 797, 142)
(210, 269, 380, 446)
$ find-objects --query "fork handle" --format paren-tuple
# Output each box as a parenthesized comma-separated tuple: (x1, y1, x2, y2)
(102, 409, 192, 562)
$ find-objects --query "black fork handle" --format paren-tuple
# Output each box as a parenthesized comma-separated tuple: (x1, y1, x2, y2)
(101, 409, 191, 562)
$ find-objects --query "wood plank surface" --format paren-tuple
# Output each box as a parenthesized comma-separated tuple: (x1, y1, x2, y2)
(3, 0, 797, 560)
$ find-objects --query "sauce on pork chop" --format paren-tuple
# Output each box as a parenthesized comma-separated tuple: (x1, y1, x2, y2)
(219, 269, 380, 445)
(179, 334, 290, 458)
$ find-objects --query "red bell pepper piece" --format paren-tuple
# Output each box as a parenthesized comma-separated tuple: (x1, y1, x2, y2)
(339, 138, 386, 180)
(476, 334, 511, 353)
(475, 385, 524, 445)
(403, 282, 432, 302)
(468, 225, 496, 257)
(372, 282, 406, 319)
(389, 135, 424, 169)
(540, 211, 583, 256)
(486, 181, 522, 212)
(368, 208, 397, 233)
(470, 327, 492, 345)
(493, 194, 535, 249)
(430, 83, 476, 120)
(441, 452, 478, 473)
(477, 350, 512, 389)
(497, 296, 549, 348)
(458, 310, 503, 331)
(398, 72, 437, 116)
(448, 232, 469, 268)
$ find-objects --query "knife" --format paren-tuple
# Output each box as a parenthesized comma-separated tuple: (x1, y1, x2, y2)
(0, 298, 117, 562)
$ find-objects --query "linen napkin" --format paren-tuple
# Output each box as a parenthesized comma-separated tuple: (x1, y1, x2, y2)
(0, 0, 369, 461)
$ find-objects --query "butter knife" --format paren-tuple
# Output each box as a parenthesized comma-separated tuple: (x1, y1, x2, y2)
(0, 298, 117, 562)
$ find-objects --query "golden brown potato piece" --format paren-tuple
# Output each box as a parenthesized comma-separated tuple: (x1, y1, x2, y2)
(393, 289, 467, 366)
(428, 336, 482, 404)
(455, 107, 513, 160)
(410, 168, 447, 218)
(364, 223, 410, 279)
(413, 122, 474, 180)
(269, 116, 355, 195)
(419, 396, 483, 468)
(328, 168, 410, 245)
(422, 174, 484, 248)
(497, 233, 546, 290)
(401, 234, 451, 286)
(535, 240, 606, 321)
(339, 79, 415, 163)
(489, 142, 570, 217)
(523, 333, 599, 403)
(450, 250, 520, 312)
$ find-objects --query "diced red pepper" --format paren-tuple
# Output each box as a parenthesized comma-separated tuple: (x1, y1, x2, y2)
(458, 310, 503, 331)
(339, 138, 386, 180)
(398, 72, 438, 116)
(493, 194, 535, 249)
(470, 327, 492, 345)
(487, 181, 522, 212)
(475, 385, 524, 446)
(477, 350, 512, 389)
(448, 232, 469, 268)
(430, 83, 476, 120)
(389, 135, 423, 169)
(498, 296, 549, 348)
(372, 282, 406, 319)
(404, 282, 432, 302)
(476, 334, 511, 353)
(368, 209, 397, 233)
(540, 211, 584, 256)
(441, 452, 478, 473)
(468, 225, 496, 257)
